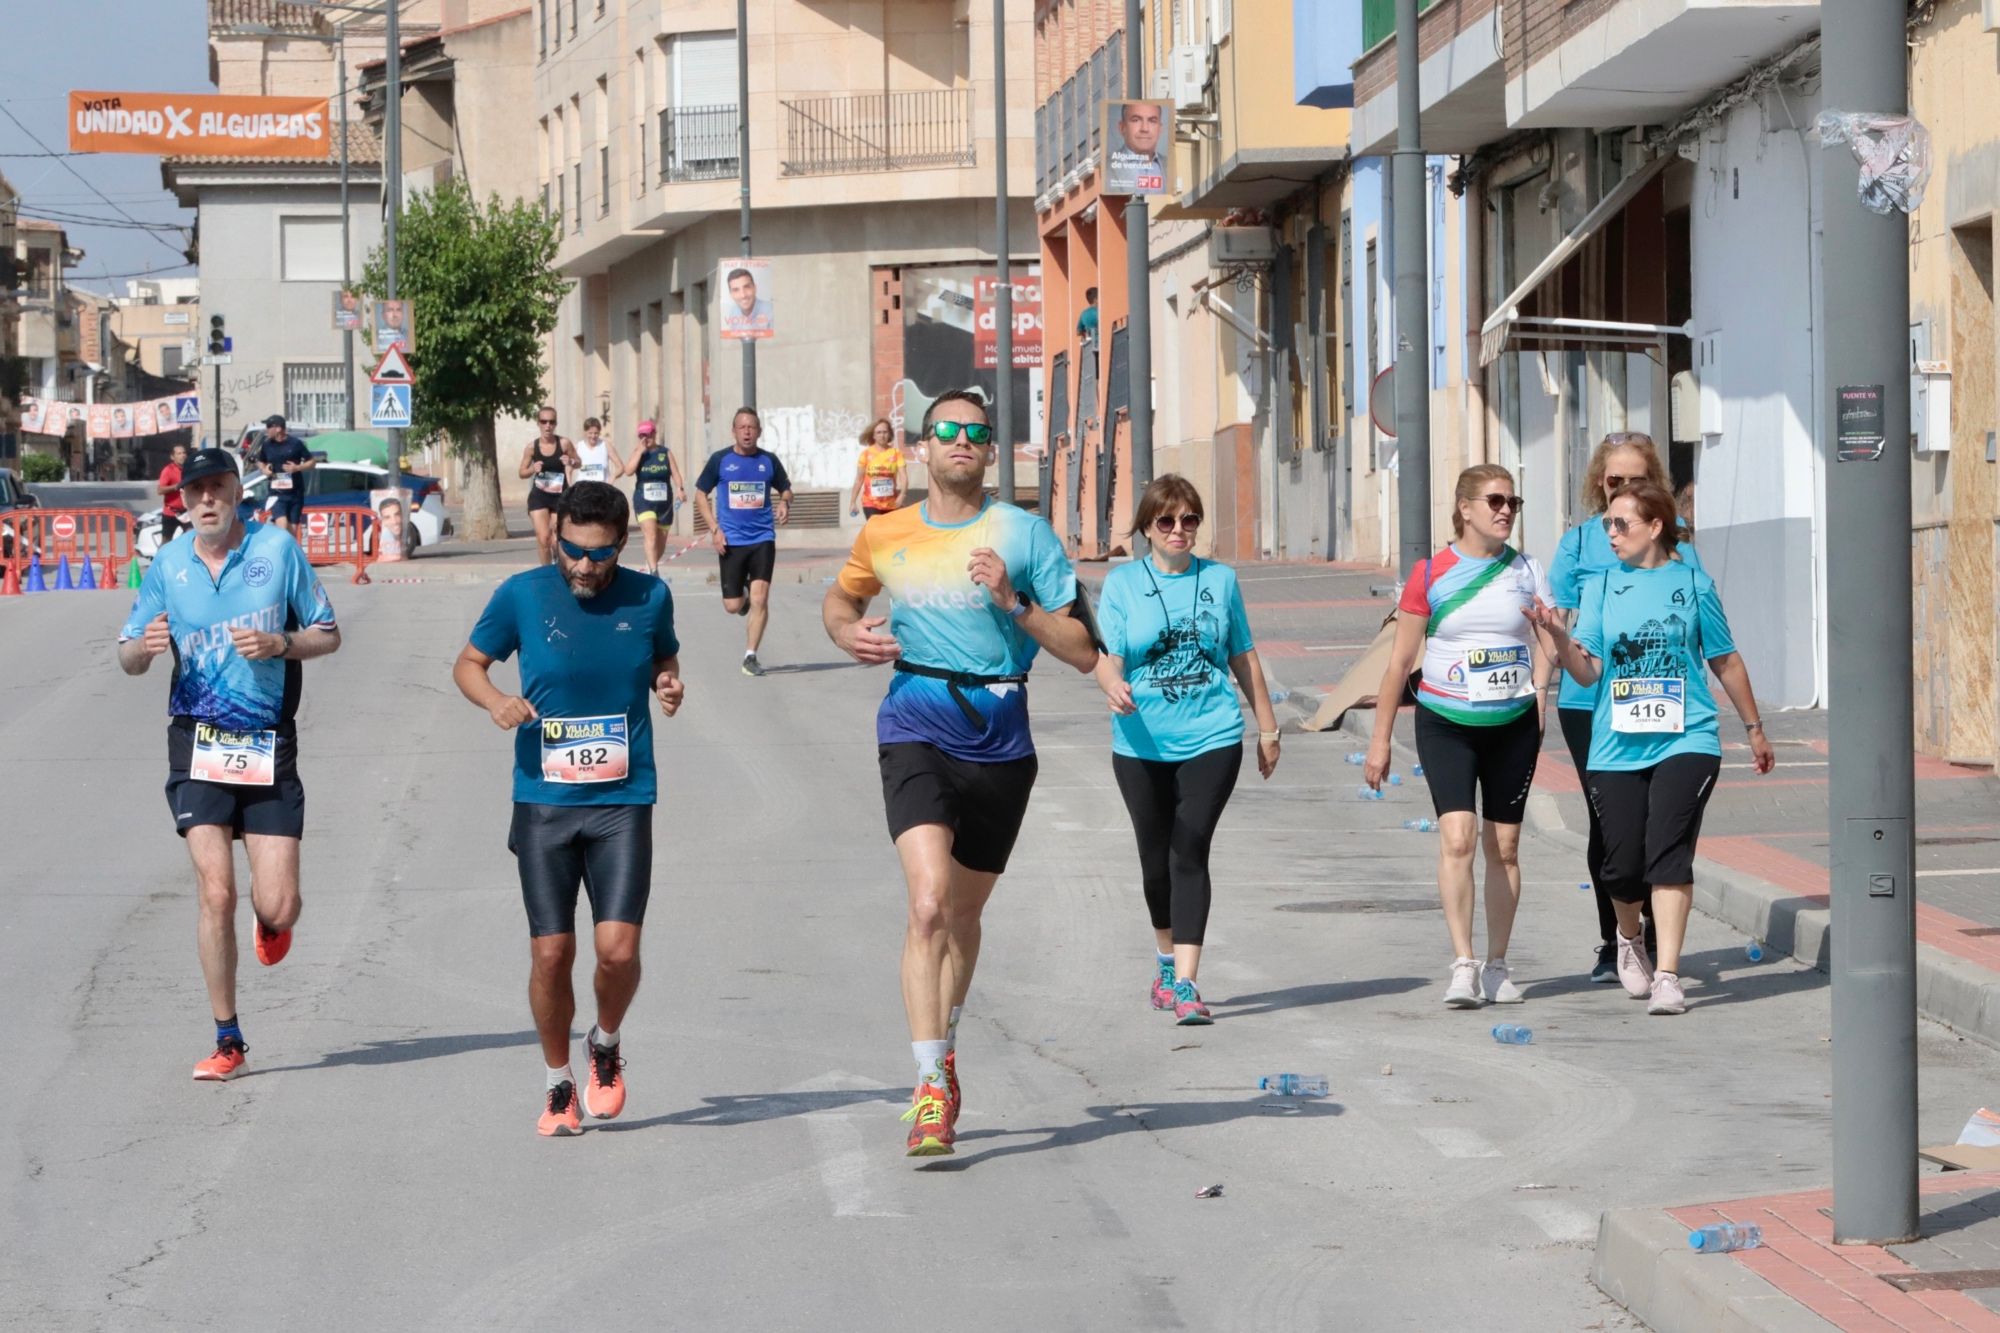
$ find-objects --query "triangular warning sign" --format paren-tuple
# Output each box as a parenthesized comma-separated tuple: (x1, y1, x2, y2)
(371, 344, 413, 384)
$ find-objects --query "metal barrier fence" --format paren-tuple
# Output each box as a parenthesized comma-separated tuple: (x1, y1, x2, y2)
(0, 508, 137, 590)
(298, 505, 376, 584)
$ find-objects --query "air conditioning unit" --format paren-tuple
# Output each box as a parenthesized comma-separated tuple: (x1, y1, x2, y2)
(1209, 226, 1277, 267)
(1169, 44, 1214, 112)
(1150, 67, 1172, 101)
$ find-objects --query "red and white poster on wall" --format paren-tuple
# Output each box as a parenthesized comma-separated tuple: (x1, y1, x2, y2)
(974, 276, 1043, 370)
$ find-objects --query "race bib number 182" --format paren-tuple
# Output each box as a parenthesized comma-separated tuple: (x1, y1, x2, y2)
(190, 723, 277, 786)
(540, 715, 630, 784)
(1609, 677, 1686, 734)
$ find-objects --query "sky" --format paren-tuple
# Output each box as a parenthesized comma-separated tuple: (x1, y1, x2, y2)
(0, 0, 212, 294)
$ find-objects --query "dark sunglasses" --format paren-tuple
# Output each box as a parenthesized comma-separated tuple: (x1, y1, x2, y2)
(1478, 493, 1525, 514)
(558, 537, 619, 563)
(1152, 512, 1202, 534)
(1603, 473, 1638, 490)
(537, 417, 557, 425)
(1600, 515, 1650, 536)
(927, 421, 994, 445)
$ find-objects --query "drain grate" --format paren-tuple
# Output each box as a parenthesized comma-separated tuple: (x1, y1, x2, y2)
(1276, 898, 1438, 914)
(1919, 836, 1998, 847)
(1881, 1269, 2000, 1293)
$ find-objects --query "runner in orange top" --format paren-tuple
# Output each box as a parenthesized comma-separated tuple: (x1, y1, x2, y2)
(849, 418, 907, 518)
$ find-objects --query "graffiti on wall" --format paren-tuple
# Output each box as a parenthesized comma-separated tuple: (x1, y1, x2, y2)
(760, 405, 873, 489)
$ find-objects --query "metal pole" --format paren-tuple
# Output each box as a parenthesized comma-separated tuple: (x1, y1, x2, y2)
(383, 0, 402, 498)
(992, 0, 1014, 501)
(736, 0, 755, 408)
(338, 37, 355, 431)
(1822, 0, 1917, 1246)
(1390, 0, 1431, 578)
(1123, 0, 1152, 501)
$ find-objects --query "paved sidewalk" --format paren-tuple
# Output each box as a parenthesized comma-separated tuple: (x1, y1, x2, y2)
(1599, 1171, 2000, 1332)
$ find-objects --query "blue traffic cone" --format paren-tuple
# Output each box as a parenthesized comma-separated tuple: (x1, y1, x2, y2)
(78, 557, 97, 590)
(53, 556, 73, 591)
(24, 556, 46, 593)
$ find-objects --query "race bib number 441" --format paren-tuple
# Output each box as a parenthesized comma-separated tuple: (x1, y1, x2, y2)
(1609, 677, 1686, 734)
(190, 723, 277, 786)
(540, 715, 630, 784)
(1464, 645, 1532, 702)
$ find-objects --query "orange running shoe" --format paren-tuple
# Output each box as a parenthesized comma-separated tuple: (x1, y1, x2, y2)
(254, 918, 292, 967)
(538, 1080, 583, 1137)
(942, 1050, 962, 1130)
(583, 1039, 626, 1120)
(901, 1082, 953, 1157)
(192, 1040, 248, 1082)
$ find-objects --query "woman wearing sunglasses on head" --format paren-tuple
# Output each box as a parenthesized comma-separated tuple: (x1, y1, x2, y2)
(1547, 433, 1705, 983)
(1364, 465, 1556, 1009)
(1094, 476, 1281, 1025)
(1527, 482, 1774, 1015)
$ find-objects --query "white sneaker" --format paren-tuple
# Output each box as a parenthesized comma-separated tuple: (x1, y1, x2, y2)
(1481, 959, 1524, 1004)
(1616, 931, 1654, 998)
(1648, 971, 1687, 1015)
(1443, 957, 1483, 1009)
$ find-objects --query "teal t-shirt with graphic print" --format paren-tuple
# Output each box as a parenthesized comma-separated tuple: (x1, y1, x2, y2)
(1548, 518, 1703, 710)
(1098, 557, 1255, 762)
(1573, 561, 1736, 772)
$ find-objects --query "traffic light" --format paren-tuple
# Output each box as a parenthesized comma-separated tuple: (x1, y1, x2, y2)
(208, 314, 226, 356)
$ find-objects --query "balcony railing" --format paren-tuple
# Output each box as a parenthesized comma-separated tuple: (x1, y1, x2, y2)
(780, 90, 974, 178)
(659, 104, 741, 183)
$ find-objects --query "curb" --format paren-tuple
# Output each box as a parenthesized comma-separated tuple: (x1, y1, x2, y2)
(1592, 1208, 1840, 1333)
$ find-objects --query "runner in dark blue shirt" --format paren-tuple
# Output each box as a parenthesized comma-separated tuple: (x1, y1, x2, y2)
(255, 415, 316, 536)
(453, 480, 685, 1137)
(693, 407, 791, 676)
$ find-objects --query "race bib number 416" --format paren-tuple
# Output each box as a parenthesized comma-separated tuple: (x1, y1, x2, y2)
(540, 715, 630, 784)
(190, 723, 277, 786)
(1609, 677, 1686, 734)
(1464, 645, 1532, 702)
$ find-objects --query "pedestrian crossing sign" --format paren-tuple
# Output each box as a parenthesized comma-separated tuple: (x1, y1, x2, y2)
(370, 382, 413, 429)
(173, 395, 201, 425)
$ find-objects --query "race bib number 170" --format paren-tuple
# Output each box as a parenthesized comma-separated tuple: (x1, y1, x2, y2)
(728, 480, 766, 510)
(1609, 677, 1686, 734)
(540, 715, 630, 784)
(190, 723, 277, 786)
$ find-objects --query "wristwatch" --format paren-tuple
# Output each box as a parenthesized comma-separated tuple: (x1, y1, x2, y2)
(278, 631, 294, 658)
(1009, 591, 1031, 619)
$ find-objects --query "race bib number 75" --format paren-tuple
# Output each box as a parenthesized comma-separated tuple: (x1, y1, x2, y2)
(540, 715, 630, 784)
(191, 723, 276, 786)
(1609, 677, 1686, 734)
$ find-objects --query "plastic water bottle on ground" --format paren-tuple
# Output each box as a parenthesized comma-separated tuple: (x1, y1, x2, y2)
(1413, 764, 1424, 777)
(1491, 1025, 1533, 1044)
(1745, 940, 1766, 963)
(1356, 786, 1385, 802)
(1345, 752, 1367, 766)
(1578, 882, 1591, 893)
(1688, 1223, 1762, 1254)
(1403, 818, 1438, 832)
(1387, 773, 1403, 786)
(1257, 1074, 1330, 1097)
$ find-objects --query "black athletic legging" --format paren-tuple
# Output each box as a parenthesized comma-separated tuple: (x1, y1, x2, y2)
(1111, 744, 1244, 946)
(1558, 706, 1653, 945)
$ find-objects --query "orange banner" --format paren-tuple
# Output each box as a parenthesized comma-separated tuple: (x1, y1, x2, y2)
(68, 91, 330, 158)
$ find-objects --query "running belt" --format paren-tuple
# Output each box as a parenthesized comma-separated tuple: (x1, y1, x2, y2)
(893, 660, 1028, 733)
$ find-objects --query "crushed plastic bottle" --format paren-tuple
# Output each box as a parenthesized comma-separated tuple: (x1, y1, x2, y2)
(1403, 818, 1438, 832)
(1257, 1073, 1330, 1097)
(1745, 940, 1767, 964)
(1688, 1223, 1762, 1254)
(1387, 773, 1403, 786)
(1344, 752, 1367, 766)
(1356, 786, 1385, 802)
(1578, 881, 1591, 893)
(1491, 1025, 1533, 1045)
(1412, 764, 1424, 777)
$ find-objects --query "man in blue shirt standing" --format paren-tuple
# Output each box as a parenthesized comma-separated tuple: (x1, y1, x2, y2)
(117, 447, 343, 1083)
(693, 406, 791, 676)
(453, 481, 686, 1137)
(256, 414, 316, 538)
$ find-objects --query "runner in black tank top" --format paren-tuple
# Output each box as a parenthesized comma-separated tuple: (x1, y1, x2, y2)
(519, 407, 575, 565)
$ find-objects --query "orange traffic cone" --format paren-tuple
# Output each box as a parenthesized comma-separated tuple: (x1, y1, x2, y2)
(1, 561, 19, 597)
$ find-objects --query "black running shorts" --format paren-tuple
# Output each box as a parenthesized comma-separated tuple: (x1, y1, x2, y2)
(508, 802, 654, 937)
(164, 719, 306, 840)
(1587, 753, 1721, 903)
(717, 540, 776, 599)
(878, 742, 1039, 875)
(1413, 704, 1541, 824)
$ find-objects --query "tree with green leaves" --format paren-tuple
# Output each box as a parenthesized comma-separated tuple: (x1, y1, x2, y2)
(358, 179, 567, 541)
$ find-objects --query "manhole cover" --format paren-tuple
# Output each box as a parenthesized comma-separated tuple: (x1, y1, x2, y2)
(1277, 898, 1437, 914)
(1881, 1269, 2000, 1292)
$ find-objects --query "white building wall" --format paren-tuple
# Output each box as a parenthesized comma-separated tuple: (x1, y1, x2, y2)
(1688, 90, 1825, 710)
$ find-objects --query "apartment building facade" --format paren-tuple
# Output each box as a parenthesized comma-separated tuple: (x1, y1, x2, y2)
(533, 0, 1038, 532)
(1, 172, 18, 461)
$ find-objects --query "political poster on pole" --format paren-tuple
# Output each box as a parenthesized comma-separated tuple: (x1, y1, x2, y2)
(975, 276, 1044, 370)
(333, 290, 363, 331)
(135, 401, 160, 437)
(370, 297, 412, 352)
(718, 259, 774, 341)
(1102, 99, 1170, 197)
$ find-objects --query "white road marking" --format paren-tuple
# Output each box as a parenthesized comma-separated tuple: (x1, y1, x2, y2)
(1305, 644, 1377, 652)
(788, 1071, 910, 1220)
(1917, 868, 2000, 878)
(1517, 1199, 1598, 1243)
(1719, 760, 1828, 769)
(1419, 1127, 1503, 1159)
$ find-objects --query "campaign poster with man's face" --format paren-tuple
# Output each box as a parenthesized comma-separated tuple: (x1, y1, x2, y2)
(135, 401, 160, 437)
(718, 259, 774, 341)
(333, 289, 362, 331)
(1103, 99, 1170, 197)
(372, 296, 411, 351)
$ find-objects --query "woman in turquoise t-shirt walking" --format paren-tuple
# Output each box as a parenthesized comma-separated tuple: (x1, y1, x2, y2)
(1095, 476, 1281, 1025)
(1530, 481, 1774, 1015)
